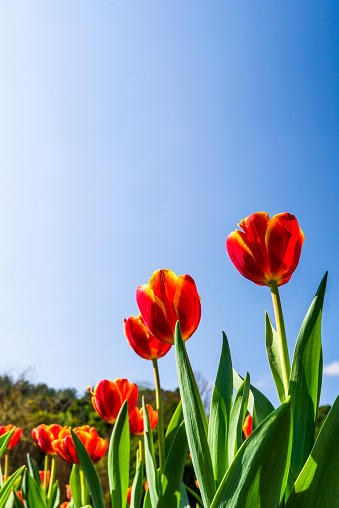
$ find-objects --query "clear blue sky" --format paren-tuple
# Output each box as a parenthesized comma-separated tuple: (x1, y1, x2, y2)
(0, 1, 338, 406)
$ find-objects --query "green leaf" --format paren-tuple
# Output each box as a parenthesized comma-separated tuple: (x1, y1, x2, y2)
(0, 431, 14, 460)
(71, 430, 106, 508)
(70, 465, 82, 508)
(130, 460, 143, 508)
(47, 480, 60, 508)
(208, 332, 233, 487)
(174, 321, 215, 508)
(26, 475, 46, 508)
(0, 466, 25, 508)
(233, 369, 275, 428)
(108, 400, 130, 508)
(265, 312, 286, 403)
(165, 401, 183, 457)
(211, 397, 293, 508)
(227, 373, 250, 465)
(289, 272, 327, 482)
(179, 484, 190, 508)
(286, 395, 339, 508)
(143, 489, 152, 508)
(27, 454, 43, 492)
(158, 421, 188, 508)
(142, 397, 159, 508)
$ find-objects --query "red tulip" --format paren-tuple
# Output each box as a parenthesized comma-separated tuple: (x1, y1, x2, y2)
(243, 414, 253, 439)
(39, 470, 50, 488)
(88, 378, 138, 424)
(127, 486, 132, 506)
(226, 212, 304, 286)
(60, 503, 69, 508)
(129, 405, 158, 435)
(0, 425, 22, 449)
(136, 269, 201, 345)
(66, 484, 72, 501)
(124, 314, 172, 360)
(32, 424, 63, 455)
(52, 425, 108, 464)
(16, 491, 24, 505)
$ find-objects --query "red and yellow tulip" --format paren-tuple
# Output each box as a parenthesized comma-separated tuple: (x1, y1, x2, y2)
(0, 425, 22, 449)
(226, 212, 304, 286)
(136, 269, 201, 345)
(124, 313, 172, 360)
(32, 424, 63, 455)
(52, 425, 108, 464)
(128, 405, 158, 435)
(88, 378, 138, 424)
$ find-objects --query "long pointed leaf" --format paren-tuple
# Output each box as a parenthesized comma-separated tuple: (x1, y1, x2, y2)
(71, 430, 105, 508)
(233, 369, 275, 428)
(108, 400, 130, 508)
(211, 397, 293, 508)
(165, 401, 183, 456)
(142, 397, 159, 508)
(227, 373, 250, 465)
(179, 484, 190, 508)
(208, 332, 233, 487)
(158, 421, 188, 508)
(70, 465, 82, 508)
(265, 312, 285, 403)
(289, 272, 327, 481)
(130, 460, 143, 508)
(175, 322, 215, 507)
(0, 467, 26, 508)
(286, 395, 339, 507)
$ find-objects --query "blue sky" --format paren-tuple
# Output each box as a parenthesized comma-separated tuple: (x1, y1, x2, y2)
(0, 1, 338, 407)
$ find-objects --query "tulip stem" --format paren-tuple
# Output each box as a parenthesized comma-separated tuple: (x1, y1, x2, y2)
(152, 359, 165, 472)
(4, 451, 9, 482)
(138, 439, 143, 463)
(270, 281, 291, 399)
(47, 456, 55, 499)
(43, 454, 49, 490)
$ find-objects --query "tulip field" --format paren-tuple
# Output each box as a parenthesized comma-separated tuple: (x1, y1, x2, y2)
(0, 211, 338, 508)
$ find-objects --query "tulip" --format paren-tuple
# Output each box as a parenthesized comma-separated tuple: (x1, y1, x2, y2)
(39, 470, 50, 488)
(52, 425, 108, 464)
(88, 378, 138, 424)
(124, 314, 172, 360)
(32, 424, 63, 454)
(243, 414, 253, 439)
(226, 212, 304, 287)
(129, 405, 158, 435)
(0, 425, 22, 449)
(16, 491, 24, 505)
(136, 269, 201, 345)
(127, 486, 132, 506)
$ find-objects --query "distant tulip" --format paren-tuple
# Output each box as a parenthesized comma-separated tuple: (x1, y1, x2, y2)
(88, 378, 138, 424)
(52, 425, 108, 464)
(16, 491, 24, 505)
(66, 484, 71, 500)
(124, 314, 172, 360)
(39, 470, 50, 488)
(243, 414, 253, 439)
(127, 486, 132, 506)
(32, 424, 63, 455)
(136, 269, 201, 345)
(226, 212, 304, 286)
(0, 425, 22, 449)
(129, 405, 158, 435)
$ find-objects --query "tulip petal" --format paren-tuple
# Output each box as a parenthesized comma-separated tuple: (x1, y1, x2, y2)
(226, 231, 269, 285)
(136, 284, 175, 344)
(173, 275, 201, 341)
(266, 213, 305, 286)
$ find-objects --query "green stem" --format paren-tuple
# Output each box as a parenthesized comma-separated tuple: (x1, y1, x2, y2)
(270, 280, 291, 399)
(138, 439, 143, 463)
(4, 451, 9, 482)
(152, 359, 165, 472)
(79, 466, 89, 505)
(43, 454, 49, 490)
(47, 456, 55, 499)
